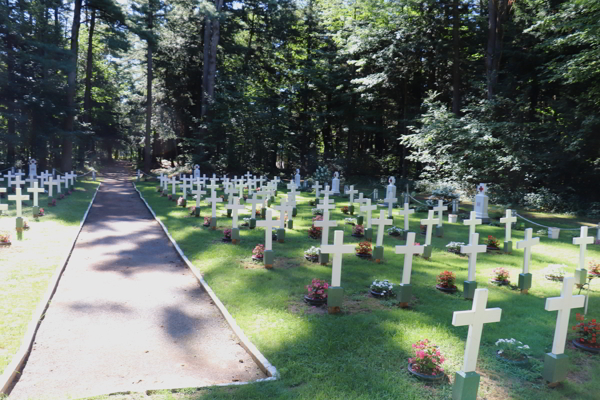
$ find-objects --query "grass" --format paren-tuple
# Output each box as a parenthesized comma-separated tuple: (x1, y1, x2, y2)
(100, 181, 600, 400)
(0, 178, 100, 376)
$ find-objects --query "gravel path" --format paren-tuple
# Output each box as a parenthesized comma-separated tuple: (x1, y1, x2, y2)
(8, 164, 266, 400)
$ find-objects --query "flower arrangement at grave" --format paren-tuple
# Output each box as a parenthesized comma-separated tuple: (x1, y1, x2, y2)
(595, 240, 600, 246)
(241, 217, 251, 227)
(255, 208, 261, 217)
(252, 244, 264, 262)
(545, 264, 567, 281)
(352, 224, 365, 238)
(571, 313, 600, 350)
(37, 208, 45, 217)
(203, 216, 211, 227)
(313, 215, 323, 223)
(223, 228, 232, 241)
(177, 197, 186, 207)
(341, 206, 349, 214)
(485, 235, 501, 250)
(490, 268, 510, 285)
(48, 198, 56, 207)
(355, 241, 372, 258)
(436, 271, 457, 292)
(312, 207, 323, 216)
(419, 224, 426, 233)
(588, 260, 600, 278)
(370, 279, 395, 298)
(0, 232, 11, 245)
(156, 186, 162, 192)
(408, 339, 445, 378)
(23, 219, 30, 230)
(308, 225, 322, 240)
(495, 338, 530, 363)
(167, 194, 173, 201)
(304, 278, 329, 305)
(387, 226, 403, 237)
(344, 218, 355, 226)
(304, 246, 320, 262)
(309, 199, 317, 207)
(445, 241, 465, 255)
(59, 193, 65, 200)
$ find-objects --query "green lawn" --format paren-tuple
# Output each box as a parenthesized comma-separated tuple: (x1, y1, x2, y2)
(120, 181, 600, 400)
(0, 178, 100, 376)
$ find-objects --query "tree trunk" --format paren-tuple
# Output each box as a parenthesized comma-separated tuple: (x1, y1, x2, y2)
(201, 0, 224, 119)
(144, 9, 154, 173)
(486, 0, 511, 99)
(452, 0, 461, 114)
(80, 8, 96, 167)
(62, 0, 82, 172)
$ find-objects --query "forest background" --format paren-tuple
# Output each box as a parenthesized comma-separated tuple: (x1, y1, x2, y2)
(0, 0, 599, 213)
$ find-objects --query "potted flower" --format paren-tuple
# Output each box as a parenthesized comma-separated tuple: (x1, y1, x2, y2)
(420, 224, 426, 235)
(203, 217, 211, 227)
(572, 313, 600, 353)
(490, 267, 510, 285)
(23, 219, 30, 230)
(255, 208, 261, 218)
(485, 235, 501, 251)
(304, 246, 320, 262)
(304, 278, 329, 306)
(177, 197, 186, 207)
(355, 241, 372, 259)
(352, 224, 364, 238)
(387, 226, 404, 237)
(445, 241, 464, 255)
(59, 193, 65, 200)
(545, 264, 566, 281)
(495, 338, 531, 364)
(0, 232, 11, 246)
(308, 225, 322, 240)
(252, 244, 264, 262)
(344, 218, 356, 226)
(241, 217, 251, 227)
(312, 208, 323, 216)
(341, 206, 349, 215)
(436, 271, 458, 293)
(370, 279, 395, 298)
(48, 198, 56, 207)
(38, 208, 45, 217)
(407, 339, 445, 381)
(222, 228, 232, 242)
(589, 260, 600, 279)
(167, 194, 173, 201)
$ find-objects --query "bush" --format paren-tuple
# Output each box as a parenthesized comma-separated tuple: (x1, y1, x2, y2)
(312, 166, 332, 185)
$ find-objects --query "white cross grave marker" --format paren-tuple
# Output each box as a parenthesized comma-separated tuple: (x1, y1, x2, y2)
(573, 226, 594, 270)
(463, 211, 482, 243)
(395, 232, 424, 284)
(247, 194, 262, 217)
(313, 181, 322, 198)
(8, 187, 30, 218)
(399, 203, 415, 232)
(44, 177, 59, 197)
(169, 176, 178, 196)
(227, 197, 246, 229)
(461, 233, 487, 281)
(516, 228, 540, 274)
(315, 202, 337, 246)
(192, 183, 206, 208)
(372, 210, 393, 247)
(545, 277, 585, 354)
(321, 230, 354, 287)
(256, 209, 279, 251)
(206, 189, 222, 219)
(273, 198, 289, 229)
(420, 210, 438, 246)
(383, 193, 397, 219)
(452, 289, 502, 372)
(28, 181, 45, 207)
(500, 209, 517, 242)
(360, 198, 377, 229)
(25, 176, 37, 189)
(433, 200, 448, 227)
(346, 185, 357, 205)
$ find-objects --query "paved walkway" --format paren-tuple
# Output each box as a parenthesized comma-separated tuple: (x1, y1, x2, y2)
(9, 164, 265, 400)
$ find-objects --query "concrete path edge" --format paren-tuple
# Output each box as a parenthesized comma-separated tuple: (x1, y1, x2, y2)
(0, 182, 102, 395)
(133, 183, 279, 383)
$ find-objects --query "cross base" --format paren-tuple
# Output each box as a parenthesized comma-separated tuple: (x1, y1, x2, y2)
(192, 207, 200, 217)
(452, 371, 480, 400)
(542, 353, 569, 384)
(249, 218, 256, 229)
(373, 246, 384, 263)
(349, 205, 354, 215)
(264, 250, 274, 268)
(356, 216, 364, 226)
(16, 217, 24, 231)
(397, 283, 412, 304)
(318, 251, 329, 265)
(448, 214, 458, 223)
(227, 209, 232, 217)
(574, 269, 588, 286)
(287, 220, 293, 230)
(436, 225, 443, 238)
(503, 240, 512, 254)
(267, 199, 273, 207)
(518, 273, 532, 292)
(210, 218, 217, 229)
(327, 287, 343, 314)
(277, 228, 286, 243)
(292, 207, 297, 217)
(463, 281, 477, 300)
(32, 206, 39, 218)
(365, 228, 373, 242)
(261, 208, 266, 219)
(47, 196, 54, 205)
(231, 228, 240, 243)
(422, 245, 433, 259)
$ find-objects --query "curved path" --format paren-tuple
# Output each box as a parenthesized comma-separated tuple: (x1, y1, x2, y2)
(9, 164, 265, 400)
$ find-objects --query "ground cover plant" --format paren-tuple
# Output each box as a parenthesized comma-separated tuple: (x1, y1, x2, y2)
(0, 177, 100, 375)
(127, 180, 600, 400)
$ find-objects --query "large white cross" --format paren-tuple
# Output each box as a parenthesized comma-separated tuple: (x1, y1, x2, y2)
(399, 203, 414, 232)
(180, 178, 193, 199)
(286, 181, 297, 191)
(256, 209, 280, 251)
(372, 210, 393, 247)
(463, 211, 482, 243)
(360, 198, 377, 229)
(461, 233, 487, 281)
(170, 176, 178, 195)
(420, 210, 438, 246)
(8, 187, 30, 218)
(573, 226, 594, 270)
(313, 181, 322, 198)
(4, 171, 15, 186)
(545, 277, 585, 354)
(383, 194, 397, 219)
(395, 232, 425, 284)
(159, 175, 168, 190)
(66, 171, 76, 186)
(28, 181, 45, 207)
(321, 230, 354, 287)
(12, 175, 25, 190)
(206, 179, 220, 195)
(500, 209, 517, 242)
(315, 206, 337, 247)
(56, 176, 65, 193)
(247, 194, 262, 217)
(192, 183, 206, 208)
(516, 228, 540, 274)
(245, 171, 253, 181)
(433, 200, 448, 227)
(45, 177, 60, 197)
(346, 185, 358, 205)
(257, 176, 265, 188)
(25, 176, 37, 189)
(236, 181, 246, 199)
(453, 289, 502, 372)
(273, 198, 290, 229)
(227, 197, 246, 229)
(206, 189, 222, 218)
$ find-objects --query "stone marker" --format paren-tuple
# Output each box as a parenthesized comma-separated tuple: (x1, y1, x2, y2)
(8, 187, 30, 231)
(460, 233, 487, 299)
(463, 211, 482, 244)
(194, 164, 200, 179)
(573, 226, 594, 286)
(321, 230, 354, 314)
(28, 159, 37, 178)
(256, 209, 279, 268)
(227, 197, 245, 244)
(473, 183, 490, 224)
(542, 277, 585, 385)
(433, 199, 448, 237)
(516, 228, 540, 293)
(295, 169, 301, 187)
(394, 232, 424, 307)
(345, 185, 358, 215)
(331, 172, 340, 194)
(28, 181, 45, 217)
(315, 202, 337, 265)
(372, 210, 392, 262)
(499, 209, 517, 253)
(386, 177, 397, 200)
(205, 188, 222, 229)
(420, 210, 437, 259)
(399, 203, 414, 236)
(452, 288, 502, 400)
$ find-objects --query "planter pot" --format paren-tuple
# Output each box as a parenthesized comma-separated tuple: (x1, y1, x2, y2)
(355, 253, 372, 260)
(496, 351, 530, 365)
(389, 232, 402, 238)
(0, 242, 11, 247)
(369, 290, 393, 299)
(487, 246, 501, 252)
(489, 279, 510, 286)
(304, 255, 319, 263)
(447, 249, 461, 255)
(545, 275, 564, 282)
(222, 237, 232, 243)
(435, 284, 458, 294)
(304, 295, 327, 306)
(572, 339, 600, 354)
(351, 233, 364, 239)
(407, 364, 445, 382)
(251, 255, 263, 263)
